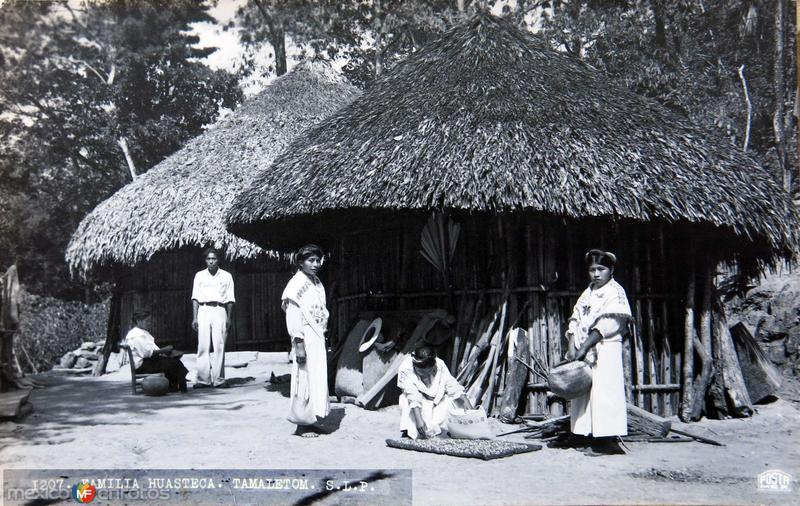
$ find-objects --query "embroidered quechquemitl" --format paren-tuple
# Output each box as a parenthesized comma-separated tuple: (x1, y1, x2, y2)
(282, 271, 330, 424)
(567, 278, 633, 437)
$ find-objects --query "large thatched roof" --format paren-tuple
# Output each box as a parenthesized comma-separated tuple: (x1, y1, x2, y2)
(66, 61, 361, 276)
(227, 14, 796, 264)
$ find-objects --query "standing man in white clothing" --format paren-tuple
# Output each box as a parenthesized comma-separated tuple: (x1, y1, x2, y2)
(191, 248, 235, 388)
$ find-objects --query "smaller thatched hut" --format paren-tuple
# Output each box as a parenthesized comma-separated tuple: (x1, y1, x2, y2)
(66, 62, 361, 352)
(227, 15, 797, 417)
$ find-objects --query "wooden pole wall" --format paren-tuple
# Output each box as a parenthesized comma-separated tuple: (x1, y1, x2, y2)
(328, 216, 687, 417)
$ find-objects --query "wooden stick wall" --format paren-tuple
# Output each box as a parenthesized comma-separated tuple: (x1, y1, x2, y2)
(326, 214, 689, 417)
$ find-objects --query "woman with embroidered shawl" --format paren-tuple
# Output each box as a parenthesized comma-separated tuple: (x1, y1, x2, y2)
(282, 244, 330, 437)
(565, 249, 633, 454)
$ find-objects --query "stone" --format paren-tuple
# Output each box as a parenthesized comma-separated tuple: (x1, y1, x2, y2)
(73, 349, 99, 360)
(786, 333, 800, 357)
(80, 342, 97, 351)
(60, 352, 77, 369)
(74, 357, 92, 369)
(755, 314, 788, 342)
(764, 341, 787, 365)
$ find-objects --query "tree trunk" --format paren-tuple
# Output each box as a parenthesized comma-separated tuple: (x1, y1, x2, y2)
(515, 0, 528, 27)
(116, 137, 137, 180)
(93, 290, 121, 376)
(796, 4, 800, 174)
(775, 0, 789, 190)
(272, 27, 287, 76)
(651, 0, 666, 48)
(1, 265, 21, 392)
(252, 0, 287, 77)
(374, 3, 386, 78)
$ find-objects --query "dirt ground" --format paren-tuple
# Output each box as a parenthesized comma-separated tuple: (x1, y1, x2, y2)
(1, 351, 798, 505)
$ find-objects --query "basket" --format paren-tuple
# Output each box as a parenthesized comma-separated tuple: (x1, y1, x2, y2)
(548, 360, 592, 399)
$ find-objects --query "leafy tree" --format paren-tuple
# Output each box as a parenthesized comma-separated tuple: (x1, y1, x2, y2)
(0, 0, 242, 298)
(235, 0, 495, 86)
(538, 0, 797, 190)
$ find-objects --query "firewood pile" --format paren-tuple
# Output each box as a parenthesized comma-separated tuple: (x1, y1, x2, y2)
(499, 404, 723, 446)
(345, 274, 782, 426)
(446, 293, 548, 423)
(442, 286, 780, 424)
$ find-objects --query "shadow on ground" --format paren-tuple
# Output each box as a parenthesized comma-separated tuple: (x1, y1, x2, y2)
(317, 407, 346, 434)
(0, 372, 265, 449)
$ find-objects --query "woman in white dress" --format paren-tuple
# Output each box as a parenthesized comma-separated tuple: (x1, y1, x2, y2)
(565, 249, 632, 455)
(282, 244, 330, 437)
(397, 344, 471, 439)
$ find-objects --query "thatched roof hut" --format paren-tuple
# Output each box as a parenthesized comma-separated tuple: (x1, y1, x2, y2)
(227, 15, 796, 270)
(224, 14, 798, 418)
(66, 61, 361, 277)
(65, 62, 361, 353)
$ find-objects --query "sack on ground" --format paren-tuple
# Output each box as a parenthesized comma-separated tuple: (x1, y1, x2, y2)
(446, 406, 493, 440)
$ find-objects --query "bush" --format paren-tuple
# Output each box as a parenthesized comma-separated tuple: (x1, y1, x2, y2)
(12, 289, 108, 373)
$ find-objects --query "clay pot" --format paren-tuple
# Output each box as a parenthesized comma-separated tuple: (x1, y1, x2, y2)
(142, 375, 170, 396)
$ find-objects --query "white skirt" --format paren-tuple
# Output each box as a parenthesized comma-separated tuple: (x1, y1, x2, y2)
(398, 394, 455, 439)
(570, 340, 627, 437)
(289, 325, 329, 423)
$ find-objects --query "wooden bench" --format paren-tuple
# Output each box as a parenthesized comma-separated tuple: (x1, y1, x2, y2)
(119, 343, 165, 395)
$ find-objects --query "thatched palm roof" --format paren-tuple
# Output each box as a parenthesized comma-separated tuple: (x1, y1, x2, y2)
(66, 61, 361, 276)
(227, 14, 796, 264)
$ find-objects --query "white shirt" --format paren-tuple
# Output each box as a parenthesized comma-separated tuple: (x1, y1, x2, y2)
(191, 268, 235, 304)
(124, 327, 159, 370)
(397, 356, 464, 409)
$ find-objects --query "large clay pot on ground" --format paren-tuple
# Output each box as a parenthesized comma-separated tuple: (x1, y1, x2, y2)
(142, 375, 170, 396)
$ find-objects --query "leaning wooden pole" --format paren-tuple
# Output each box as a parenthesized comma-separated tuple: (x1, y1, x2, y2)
(711, 293, 753, 417)
(679, 260, 696, 422)
(690, 263, 714, 420)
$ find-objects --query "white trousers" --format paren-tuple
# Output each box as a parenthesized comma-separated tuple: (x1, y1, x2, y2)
(570, 340, 628, 437)
(399, 394, 455, 439)
(196, 306, 227, 386)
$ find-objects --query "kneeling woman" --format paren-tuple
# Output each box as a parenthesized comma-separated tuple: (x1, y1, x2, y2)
(398, 345, 471, 439)
(566, 249, 632, 454)
(282, 244, 330, 437)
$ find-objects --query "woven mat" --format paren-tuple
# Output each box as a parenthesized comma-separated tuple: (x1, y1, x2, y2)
(385, 438, 542, 460)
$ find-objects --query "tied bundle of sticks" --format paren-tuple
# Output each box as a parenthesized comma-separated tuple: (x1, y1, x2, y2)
(497, 405, 724, 446)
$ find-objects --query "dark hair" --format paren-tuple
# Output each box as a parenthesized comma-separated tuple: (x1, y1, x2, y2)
(132, 310, 150, 324)
(412, 344, 436, 368)
(585, 249, 617, 268)
(203, 247, 221, 260)
(295, 244, 324, 266)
